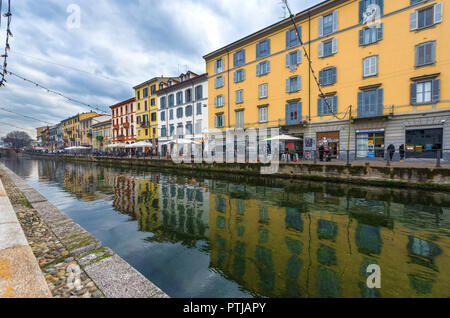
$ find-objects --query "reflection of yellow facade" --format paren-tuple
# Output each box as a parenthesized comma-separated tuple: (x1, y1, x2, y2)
(208, 182, 450, 298)
(136, 177, 161, 232)
(113, 175, 137, 217)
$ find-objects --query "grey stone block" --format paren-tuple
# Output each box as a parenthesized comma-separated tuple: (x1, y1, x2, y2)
(0, 222, 28, 251)
(0, 197, 19, 224)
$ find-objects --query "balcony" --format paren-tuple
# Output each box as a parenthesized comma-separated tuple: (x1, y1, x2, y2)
(140, 122, 150, 128)
(123, 122, 130, 128)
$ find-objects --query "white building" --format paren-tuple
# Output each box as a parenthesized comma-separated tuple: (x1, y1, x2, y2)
(157, 72, 208, 156)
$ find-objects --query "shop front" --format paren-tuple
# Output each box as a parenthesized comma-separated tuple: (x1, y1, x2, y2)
(356, 129, 385, 159)
(316, 131, 340, 159)
(405, 128, 443, 159)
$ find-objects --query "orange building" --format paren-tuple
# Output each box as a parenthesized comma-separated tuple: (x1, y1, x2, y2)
(110, 97, 136, 145)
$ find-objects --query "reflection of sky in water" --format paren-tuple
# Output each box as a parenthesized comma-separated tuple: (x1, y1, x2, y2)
(2, 157, 450, 298)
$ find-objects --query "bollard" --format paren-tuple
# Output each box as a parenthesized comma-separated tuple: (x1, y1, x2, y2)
(387, 152, 391, 167)
(437, 149, 441, 168)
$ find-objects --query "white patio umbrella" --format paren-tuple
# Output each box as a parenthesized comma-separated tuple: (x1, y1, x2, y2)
(171, 139, 201, 145)
(265, 135, 302, 141)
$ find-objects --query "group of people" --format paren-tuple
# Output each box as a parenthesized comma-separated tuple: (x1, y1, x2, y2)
(387, 144, 406, 161)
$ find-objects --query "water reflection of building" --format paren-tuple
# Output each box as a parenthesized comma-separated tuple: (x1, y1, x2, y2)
(143, 175, 211, 248)
(135, 175, 161, 233)
(113, 175, 137, 218)
(207, 180, 450, 298)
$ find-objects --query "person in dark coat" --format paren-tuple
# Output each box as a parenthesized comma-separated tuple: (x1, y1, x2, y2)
(319, 144, 325, 162)
(387, 144, 395, 161)
(399, 144, 405, 161)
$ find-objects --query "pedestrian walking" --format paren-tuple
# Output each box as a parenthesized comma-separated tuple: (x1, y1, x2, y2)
(399, 144, 405, 162)
(387, 144, 395, 161)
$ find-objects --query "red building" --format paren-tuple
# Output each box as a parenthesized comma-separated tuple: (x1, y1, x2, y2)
(110, 97, 136, 145)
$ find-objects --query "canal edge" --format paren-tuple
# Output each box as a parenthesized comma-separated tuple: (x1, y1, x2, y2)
(0, 163, 170, 298)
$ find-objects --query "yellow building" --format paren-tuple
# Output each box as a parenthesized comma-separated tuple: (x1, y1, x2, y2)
(204, 0, 449, 161)
(133, 77, 177, 149)
(61, 112, 98, 147)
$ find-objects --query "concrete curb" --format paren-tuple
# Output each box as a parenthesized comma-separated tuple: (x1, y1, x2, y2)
(0, 163, 169, 298)
(0, 178, 52, 298)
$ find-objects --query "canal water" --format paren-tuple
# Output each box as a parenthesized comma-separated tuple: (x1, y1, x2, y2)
(2, 155, 449, 298)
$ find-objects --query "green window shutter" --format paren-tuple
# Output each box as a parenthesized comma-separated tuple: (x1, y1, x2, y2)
(318, 98, 323, 116)
(332, 96, 338, 113)
(377, 88, 384, 116)
(432, 79, 441, 102)
(410, 83, 417, 105)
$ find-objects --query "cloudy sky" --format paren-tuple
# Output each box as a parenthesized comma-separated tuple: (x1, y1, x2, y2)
(0, 0, 321, 138)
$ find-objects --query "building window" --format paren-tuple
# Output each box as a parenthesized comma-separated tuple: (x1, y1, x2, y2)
(195, 120, 202, 134)
(168, 94, 175, 107)
(415, 41, 436, 67)
(259, 107, 268, 123)
(319, 11, 338, 37)
(286, 76, 302, 93)
(161, 97, 166, 109)
(319, 67, 337, 86)
(256, 61, 270, 76)
(286, 50, 301, 71)
(359, 0, 384, 23)
(286, 27, 301, 48)
(176, 107, 183, 119)
(319, 38, 337, 58)
(363, 56, 378, 77)
(151, 98, 155, 106)
(177, 124, 183, 137)
(143, 88, 148, 98)
(195, 85, 203, 100)
(236, 89, 244, 104)
(151, 112, 157, 122)
(185, 89, 192, 103)
(285, 102, 302, 125)
(215, 95, 225, 108)
(161, 127, 167, 137)
(215, 76, 224, 88)
(357, 88, 384, 118)
(176, 92, 183, 105)
(259, 83, 268, 99)
(256, 39, 271, 58)
(151, 85, 156, 95)
(411, 79, 440, 104)
(215, 58, 224, 74)
(161, 111, 166, 121)
(411, 4, 442, 31)
(137, 91, 141, 100)
(196, 103, 202, 115)
(145, 129, 148, 136)
(236, 111, 244, 129)
(234, 69, 245, 83)
(170, 125, 175, 136)
(185, 105, 193, 117)
(137, 103, 141, 111)
(169, 109, 174, 120)
(359, 24, 383, 46)
(215, 114, 225, 128)
(233, 49, 246, 67)
(186, 122, 193, 135)
(318, 96, 338, 116)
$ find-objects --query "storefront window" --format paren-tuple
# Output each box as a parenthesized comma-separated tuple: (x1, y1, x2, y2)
(405, 128, 443, 158)
(356, 130, 385, 159)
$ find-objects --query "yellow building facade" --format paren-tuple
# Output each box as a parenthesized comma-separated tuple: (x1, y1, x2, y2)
(204, 0, 449, 160)
(133, 77, 177, 146)
(61, 112, 98, 147)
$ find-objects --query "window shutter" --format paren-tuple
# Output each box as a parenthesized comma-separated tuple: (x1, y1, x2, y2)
(415, 45, 420, 67)
(332, 96, 338, 113)
(298, 102, 302, 120)
(242, 69, 245, 81)
(286, 79, 290, 93)
(296, 50, 302, 65)
(256, 42, 260, 58)
(377, 88, 384, 116)
(431, 41, 436, 64)
(233, 54, 237, 68)
(318, 98, 323, 116)
(215, 116, 218, 128)
(377, 0, 384, 16)
(214, 96, 218, 107)
(332, 67, 337, 84)
(267, 39, 271, 56)
(286, 30, 290, 48)
(256, 64, 261, 76)
(410, 83, 417, 105)
(377, 23, 383, 41)
(297, 76, 302, 91)
(285, 104, 289, 123)
(410, 11, 418, 31)
(242, 50, 246, 65)
(286, 53, 291, 67)
(432, 79, 441, 102)
(319, 42, 324, 58)
(357, 92, 363, 117)
(359, 29, 364, 46)
(233, 71, 237, 83)
(333, 10, 338, 33)
(267, 61, 271, 73)
(319, 70, 323, 86)
(332, 38, 338, 54)
(318, 16, 324, 37)
(359, 1, 365, 23)
(434, 3, 443, 24)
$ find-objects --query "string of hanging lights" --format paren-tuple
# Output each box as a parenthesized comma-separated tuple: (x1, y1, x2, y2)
(0, 0, 12, 88)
